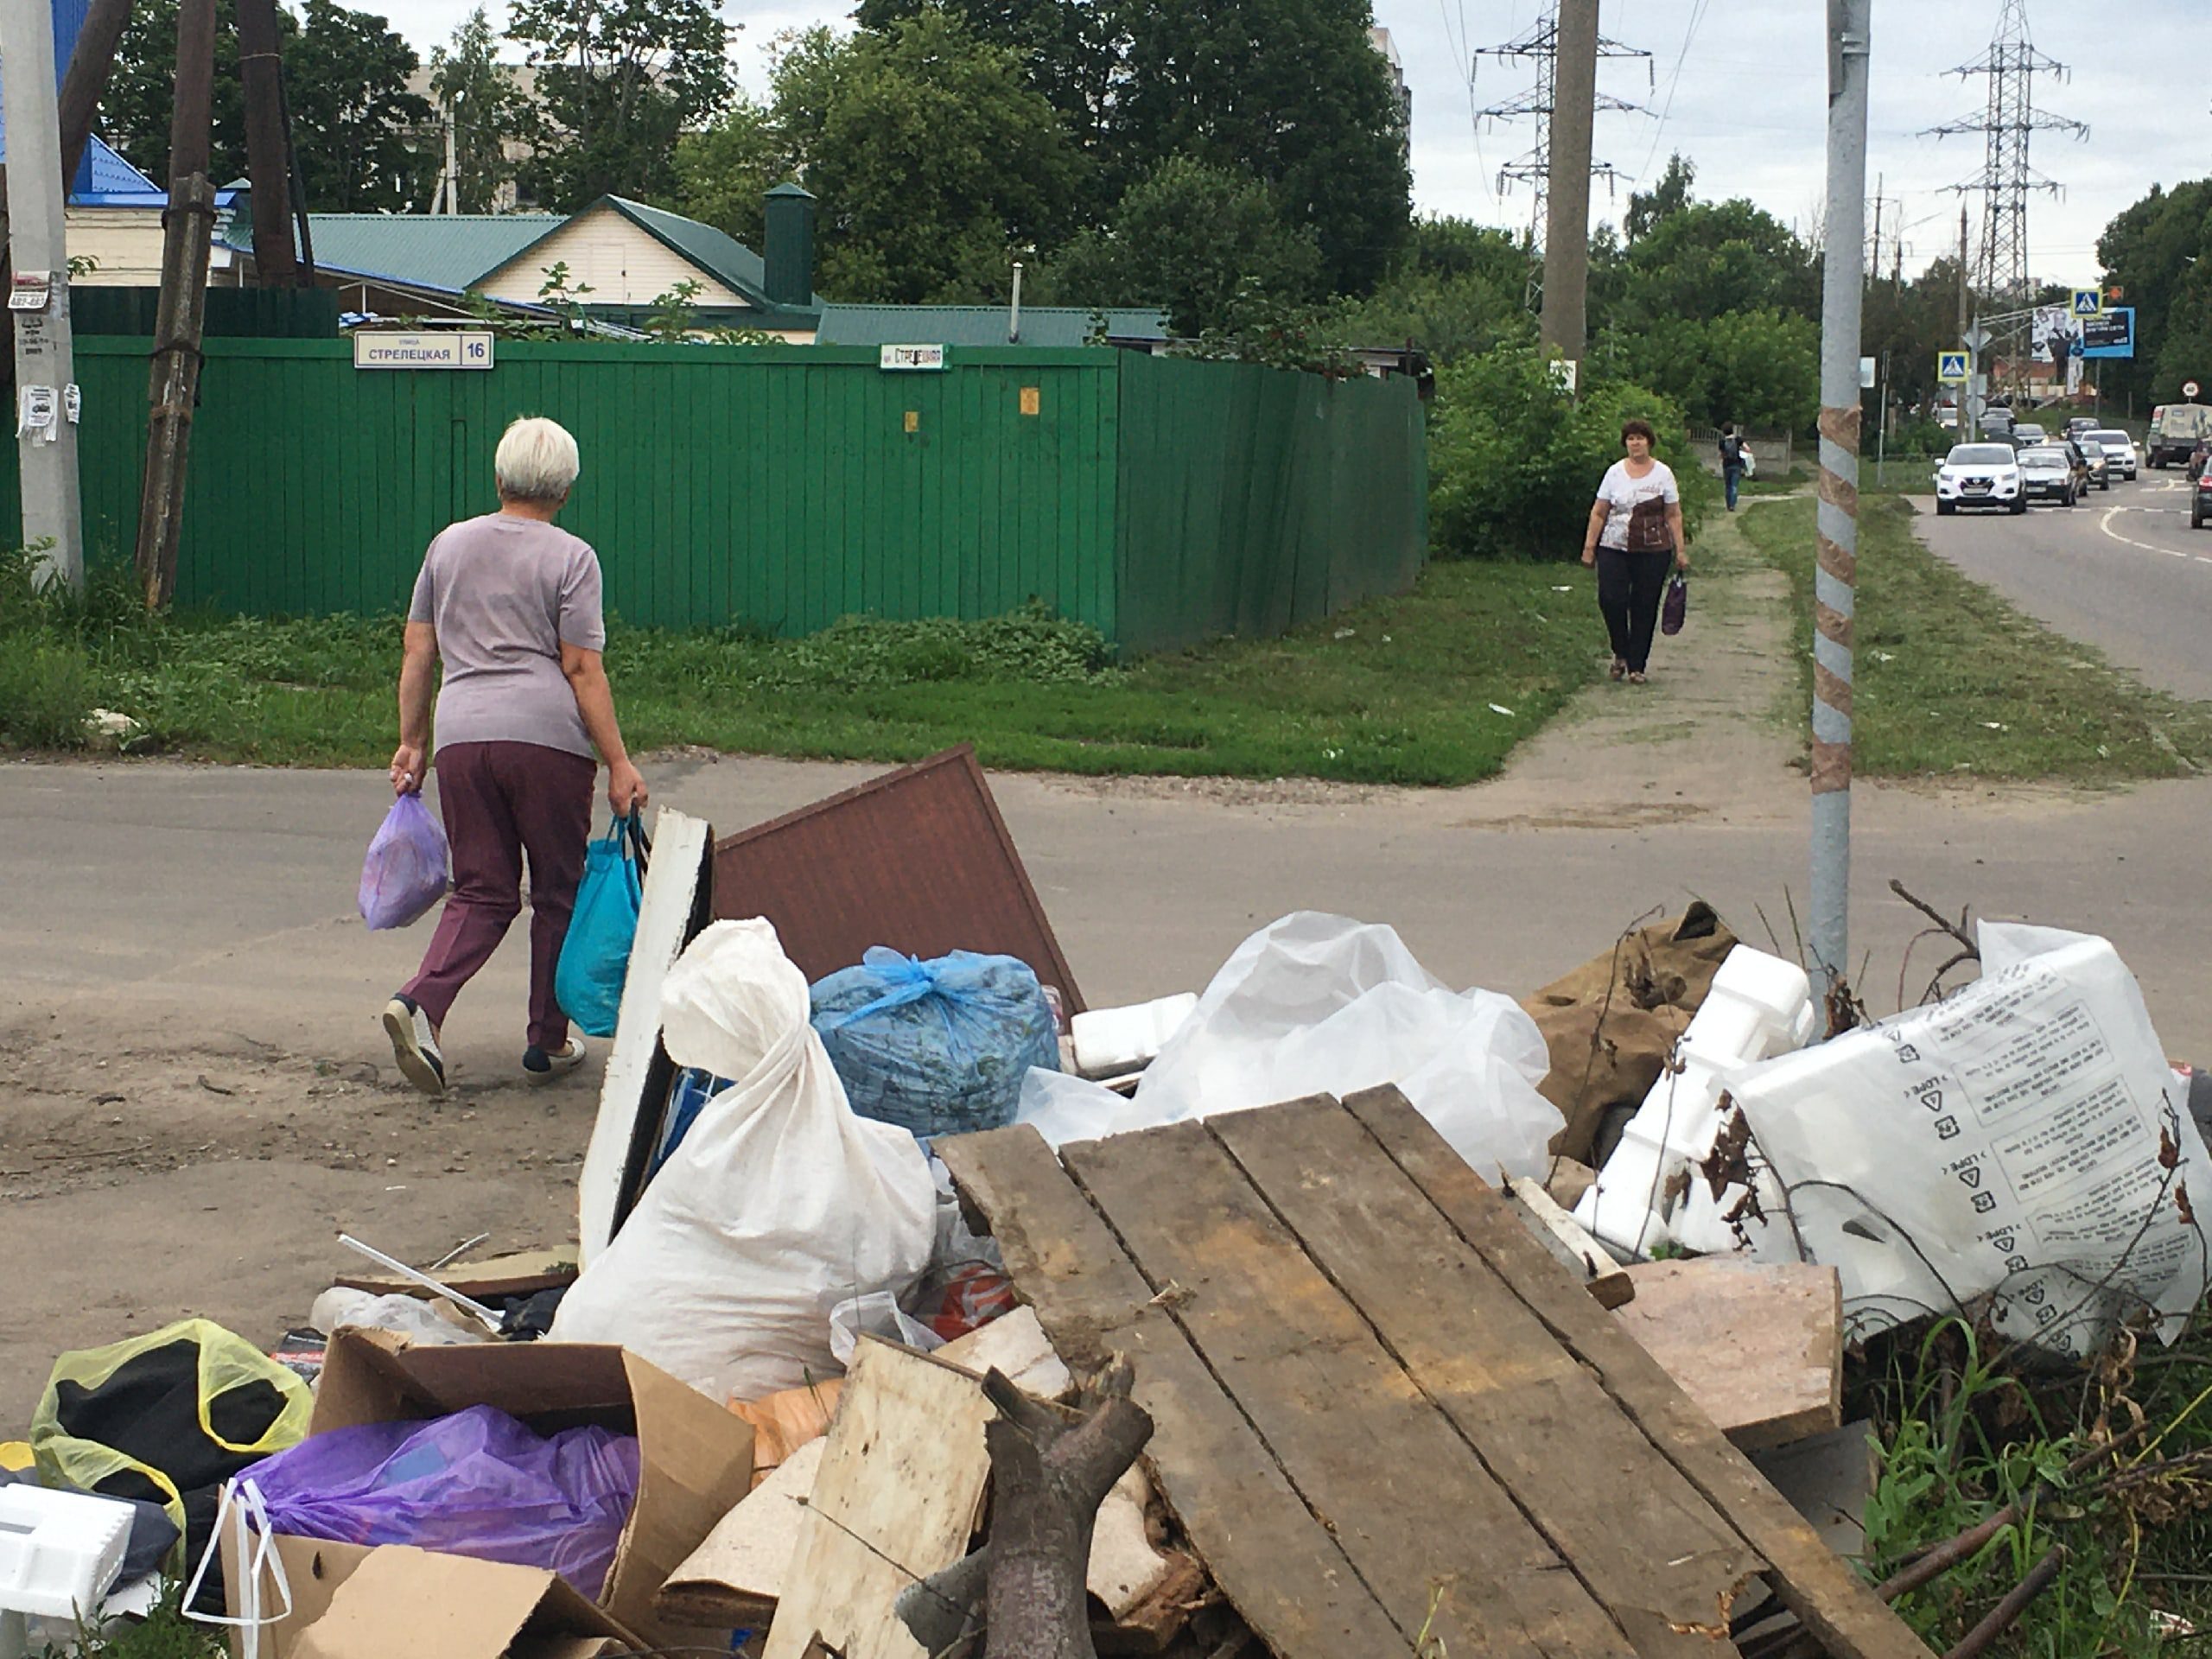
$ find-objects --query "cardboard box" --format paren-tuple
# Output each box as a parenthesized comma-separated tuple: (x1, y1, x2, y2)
(284, 1548, 638, 1659)
(227, 1331, 753, 1659)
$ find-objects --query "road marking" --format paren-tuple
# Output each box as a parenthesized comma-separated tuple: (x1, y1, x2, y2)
(2099, 505, 2198, 560)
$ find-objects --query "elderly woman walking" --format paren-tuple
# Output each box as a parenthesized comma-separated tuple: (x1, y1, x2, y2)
(382, 416, 649, 1096)
(1581, 418, 1690, 684)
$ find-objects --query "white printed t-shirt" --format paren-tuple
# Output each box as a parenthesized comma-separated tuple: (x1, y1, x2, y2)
(1594, 460, 1680, 552)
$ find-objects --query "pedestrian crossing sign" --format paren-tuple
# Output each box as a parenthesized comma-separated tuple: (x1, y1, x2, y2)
(1938, 351, 1970, 384)
(2072, 289, 2103, 317)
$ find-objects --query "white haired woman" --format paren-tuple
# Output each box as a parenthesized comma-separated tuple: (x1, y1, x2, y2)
(382, 415, 649, 1095)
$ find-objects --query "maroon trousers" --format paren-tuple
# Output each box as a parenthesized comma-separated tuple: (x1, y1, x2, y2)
(403, 741, 596, 1051)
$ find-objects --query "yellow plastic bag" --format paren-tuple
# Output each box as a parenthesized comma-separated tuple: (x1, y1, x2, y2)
(29, 1318, 312, 1539)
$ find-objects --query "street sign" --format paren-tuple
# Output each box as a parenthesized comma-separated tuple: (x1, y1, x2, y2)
(879, 343, 948, 371)
(1859, 355, 1875, 389)
(1961, 325, 1992, 353)
(2071, 289, 2103, 317)
(352, 331, 493, 370)
(2187, 380, 2202, 400)
(1937, 351, 1970, 384)
(1548, 358, 1579, 393)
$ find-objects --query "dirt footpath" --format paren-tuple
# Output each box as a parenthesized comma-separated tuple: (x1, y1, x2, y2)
(6, 518, 2208, 1429)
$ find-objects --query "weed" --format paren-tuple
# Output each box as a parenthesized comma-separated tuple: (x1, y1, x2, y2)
(32, 1582, 224, 1659)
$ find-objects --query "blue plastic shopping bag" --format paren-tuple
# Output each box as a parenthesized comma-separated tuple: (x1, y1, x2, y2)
(556, 813, 647, 1038)
(357, 793, 450, 930)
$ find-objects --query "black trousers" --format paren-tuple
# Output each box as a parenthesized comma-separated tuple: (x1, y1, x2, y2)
(1595, 547, 1671, 672)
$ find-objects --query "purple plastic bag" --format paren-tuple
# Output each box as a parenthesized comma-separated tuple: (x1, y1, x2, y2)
(1661, 573, 1688, 637)
(358, 793, 450, 930)
(243, 1405, 641, 1599)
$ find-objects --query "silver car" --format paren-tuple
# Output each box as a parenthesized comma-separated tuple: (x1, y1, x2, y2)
(2088, 429, 2140, 480)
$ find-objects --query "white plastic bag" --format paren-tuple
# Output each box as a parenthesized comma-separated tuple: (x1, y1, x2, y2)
(1018, 912, 1561, 1179)
(550, 918, 938, 1399)
(1733, 923, 2212, 1360)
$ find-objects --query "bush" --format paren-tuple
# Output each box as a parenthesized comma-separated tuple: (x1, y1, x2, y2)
(1428, 345, 1713, 560)
(0, 639, 95, 748)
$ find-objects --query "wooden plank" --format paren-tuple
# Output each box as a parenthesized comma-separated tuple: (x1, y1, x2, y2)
(657, 1436, 825, 1630)
(577, 807, 713, 1262)
(1341, 1087, 1935, 1659)
(1613, 1260, 1844, 1452)
(938, 1126, 1415, 1659)
(1210, 1099, 1761, 1659)
(762, 1338, 994, 1659)
(1064, 1117, 1638, 1659)
(1504, 1177, 1637, 1309)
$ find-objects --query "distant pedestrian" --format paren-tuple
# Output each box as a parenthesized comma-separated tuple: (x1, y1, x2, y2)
(382, 416, 650, 1096)
(1718, 423, 1748, 511)
(1583, 419, 1690, 685)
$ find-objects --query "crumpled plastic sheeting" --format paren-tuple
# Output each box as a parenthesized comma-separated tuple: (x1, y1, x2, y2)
(1018, 912, 1562, 1179)
(1732, 922, 2212, 1359)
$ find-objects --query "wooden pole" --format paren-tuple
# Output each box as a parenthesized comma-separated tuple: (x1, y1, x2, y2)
(134, 0, 216, 609)
(235, 0, 296, 284)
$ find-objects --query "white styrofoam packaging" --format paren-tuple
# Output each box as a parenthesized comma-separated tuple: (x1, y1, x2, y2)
(0, 1484, 133, 1619)
(1575, 945, 1816, 1259)
(1731, 924, 2212, 1360)
(1071, 993, 1198, 1078)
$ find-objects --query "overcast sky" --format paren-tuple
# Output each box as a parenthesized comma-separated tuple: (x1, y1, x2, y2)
(372, 0, 2183, 287)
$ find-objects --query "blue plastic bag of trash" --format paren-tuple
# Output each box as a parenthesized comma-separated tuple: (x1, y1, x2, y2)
(357, 793, 449, 931)
(810, 948, 1060, 1139)
(555, 814, 647, 1039)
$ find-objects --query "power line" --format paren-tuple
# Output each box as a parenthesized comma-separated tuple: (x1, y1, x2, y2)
(1632, 0, 1710, 188)
(1471, 0, 1652, 247)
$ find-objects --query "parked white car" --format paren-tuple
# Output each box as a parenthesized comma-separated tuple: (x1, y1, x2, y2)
(1934, 443, 2025, 515)
(2088, 429, 2140, 480)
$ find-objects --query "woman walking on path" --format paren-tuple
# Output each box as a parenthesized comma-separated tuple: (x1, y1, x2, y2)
(382, 416, 649, 1096)
(1581, 419, 1690, 685)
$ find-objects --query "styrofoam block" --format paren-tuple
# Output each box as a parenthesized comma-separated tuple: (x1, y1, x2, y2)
(1071, 993, 1198, 1079)
(0, 1484, 132, 1619)
(1575, 946, 1814, 1259)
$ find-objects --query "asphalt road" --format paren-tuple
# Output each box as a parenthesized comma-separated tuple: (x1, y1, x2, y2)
(1914, 468, 2212, 702)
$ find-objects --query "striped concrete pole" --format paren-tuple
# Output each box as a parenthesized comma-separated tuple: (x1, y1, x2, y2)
(1812, 0, 1871, 1009)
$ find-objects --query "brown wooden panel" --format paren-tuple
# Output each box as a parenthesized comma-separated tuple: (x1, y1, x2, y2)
(1208, 1097, 1761, 1659)
(938, 1125, 1413, 1659)
(1340, 1087, 1935, 1659)
(709, 746, 1084, 1011)
(1064, 1117, 1637, 1659)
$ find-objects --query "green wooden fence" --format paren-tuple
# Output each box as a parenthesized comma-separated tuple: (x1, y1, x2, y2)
(25, 337, 1425, 654)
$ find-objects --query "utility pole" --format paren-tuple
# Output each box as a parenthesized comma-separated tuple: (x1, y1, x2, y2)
(1810, 0, 1871, 1013)
(236, 0, 296, 283)
(0, 0, 86, 592)
(1540, 0, 1599, 365)
(136, 0, 217, 609)
(1472, 2, 1649, 248)
(1957, 206, 1974, 441)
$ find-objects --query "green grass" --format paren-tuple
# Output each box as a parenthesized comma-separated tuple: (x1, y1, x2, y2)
(0, 552, 1602, 787)
(1738, 462, 1813, 498)
(1738, 497, 2212, 783)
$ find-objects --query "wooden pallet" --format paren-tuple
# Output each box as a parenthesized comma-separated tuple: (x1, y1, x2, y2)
(939, 1088, 1931, 1659)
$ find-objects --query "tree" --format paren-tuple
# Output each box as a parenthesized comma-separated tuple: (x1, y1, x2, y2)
(2097, 180, 2212, 409)
(668, 98, 779, 250)
(1624, 153, 1694, 245)
(428, 7, 524, 213)
(1614, 308, 1819, 431)
(286, 0, 432, 210)
(105, 0, 429, 209)
(506, 0, 734, 209)
(1112, 0, 1409, 294)
(1333, 219, 1535, 363)
(1049, 156, 1320, 334)
(767, 14, 1084, 303)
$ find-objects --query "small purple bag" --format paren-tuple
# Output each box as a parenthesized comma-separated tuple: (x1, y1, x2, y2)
(243, 1405, 641, 1599)
(358, 793, 449, 930)
(1661, 573, 1688, 636)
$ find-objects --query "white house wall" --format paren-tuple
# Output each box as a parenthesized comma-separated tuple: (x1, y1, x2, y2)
(476, 207, 748, 308)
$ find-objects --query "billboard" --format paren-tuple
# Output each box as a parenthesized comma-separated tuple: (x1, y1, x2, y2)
(2082, 307, 2136, 359)
(2033, 306, 2087, 394)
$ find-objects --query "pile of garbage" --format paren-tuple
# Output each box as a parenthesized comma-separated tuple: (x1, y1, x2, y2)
(7, 749, 2207, 1659)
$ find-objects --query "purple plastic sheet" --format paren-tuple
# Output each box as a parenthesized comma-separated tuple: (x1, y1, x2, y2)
(243, 1405, 640, 1599)
(358, 793, 450, 931)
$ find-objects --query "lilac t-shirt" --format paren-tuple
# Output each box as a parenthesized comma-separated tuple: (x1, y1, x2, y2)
(407, 513, 607, 759)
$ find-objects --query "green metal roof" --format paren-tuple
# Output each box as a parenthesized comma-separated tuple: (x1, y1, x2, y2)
(814, 304, 1169, 348)
(219, 212, 566, 295)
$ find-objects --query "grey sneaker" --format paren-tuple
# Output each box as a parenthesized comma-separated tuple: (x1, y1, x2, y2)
(382, 994, 447, 1096)
(524, 1036, 587, 1083)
